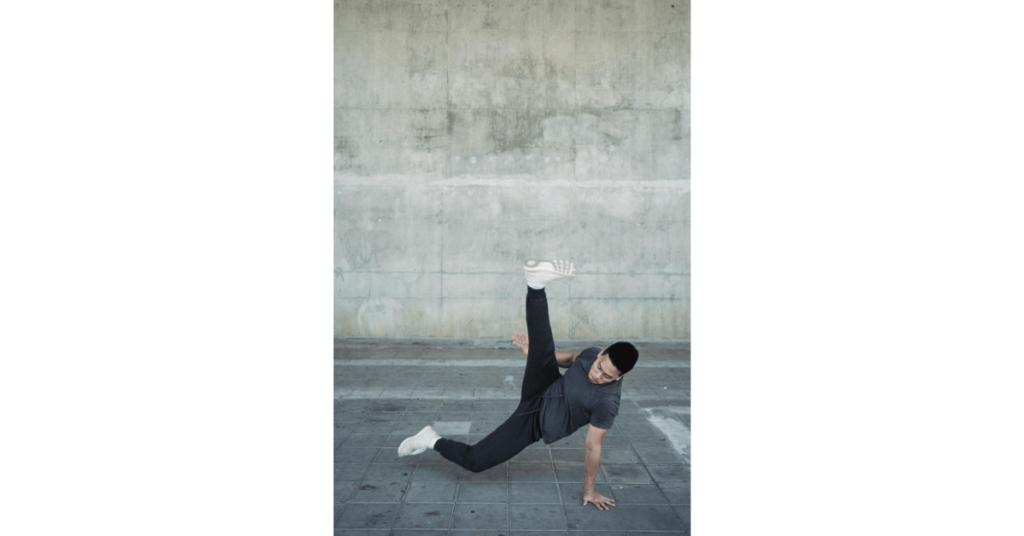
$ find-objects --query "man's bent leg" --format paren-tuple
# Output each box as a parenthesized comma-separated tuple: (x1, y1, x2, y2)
(434, 405, 539, 473)
(520, 287, 563, 401)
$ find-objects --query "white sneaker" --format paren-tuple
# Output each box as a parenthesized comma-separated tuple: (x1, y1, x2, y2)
(397, 425, 441, 457)
(523, 259, 577, 289)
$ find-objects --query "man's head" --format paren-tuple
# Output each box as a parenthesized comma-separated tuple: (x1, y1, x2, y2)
(587, 341, 639, 385)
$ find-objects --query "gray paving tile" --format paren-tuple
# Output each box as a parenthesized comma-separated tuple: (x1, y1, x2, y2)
(472, 400, 506, 412)
(645, 464, 690, 483)
(592, 434, 632, 448)
(549, 433, 586, 448)
(335, 481, 358, 503)
(336, 400, 374, 412)
(341, 433, 390, 448)
(384, 432, 411, 448)
(512, 531, 569, 536)
(569, 531, 625, 536)
(600, 448, 643, 464)
(365, 399, 409, 412)
(335, 527, 393, 535)
(364, 462, 416, 482)
(404, 480, 459, 503)
(618, 423, 666, 435)
(601, 464, 654, 484)
(451, 502, 508, 530)
(613, 413, 648, 424)
(335, 463, 369, 482)
(630, 532, 689, 536)
(471, 410, 508, 419)
(656, 482, 690, 505)
(636, 448, 684, 464)
(415, 448, 448, 463)
(470, 417, 507, 434)
(334, 502, 401, 530)
(616, 504, 684, 531)
(510, 503, 568, 530)
(436, 411, 474, 423)
(509, 462, 557, 482)
(627, 434, 673, 449)
(405, 400, 444, 412)
(440, 400, 475, 411)
(374, 447, 413, 464)
(397, 411, 442, 424)
(351, 422, 396, 435)
(551, 448, 586, 462)
(456, 481, 508, 503)
(335, 419, 354, 431)
(562, 502, 627, 532)
(509, 482, 562, 504)
(393, 502, 454, 530)
(670, 503, 691, 531)
(510, 447, 551, 462)
(607, 484, 668, 504)
(335, 420, 357, 432)
(554, 461, 604, 483)
(337, 448, 382, 464)
(412, 463, 463, 481)
(617, 400, 645, 413)
(351, 481, 408, 503)
(390, 530, 448, 536)
(459, 462, 509, 482)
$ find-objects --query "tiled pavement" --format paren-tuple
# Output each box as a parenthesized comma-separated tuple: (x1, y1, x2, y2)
(335, 341, 690, 536)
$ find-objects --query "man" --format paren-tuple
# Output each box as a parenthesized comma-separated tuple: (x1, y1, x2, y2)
(397, 259, 639, 511)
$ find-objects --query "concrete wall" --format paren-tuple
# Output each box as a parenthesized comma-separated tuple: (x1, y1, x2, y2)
(335, 0, 690, 340)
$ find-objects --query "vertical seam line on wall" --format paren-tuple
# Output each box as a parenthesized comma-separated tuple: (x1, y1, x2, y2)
(441, 0, 450, 324)
(569, 0, 579, 340)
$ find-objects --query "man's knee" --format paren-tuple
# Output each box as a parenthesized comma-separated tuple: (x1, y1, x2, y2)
(466, 458, 493, 473)
(464, 451, 496, 473)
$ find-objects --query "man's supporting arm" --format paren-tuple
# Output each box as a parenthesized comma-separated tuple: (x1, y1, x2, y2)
(582, 425, 616, 510)
(555, 352, 577, 368)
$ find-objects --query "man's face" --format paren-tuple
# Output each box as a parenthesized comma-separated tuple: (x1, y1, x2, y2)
(588, 350, 623, 385)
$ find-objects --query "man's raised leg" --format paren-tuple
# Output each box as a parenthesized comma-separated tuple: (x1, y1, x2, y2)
(396, 259, 577, 469)
(520, 259, 577, 401)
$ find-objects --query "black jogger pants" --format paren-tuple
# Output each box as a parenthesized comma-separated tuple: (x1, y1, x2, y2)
(433, 287, 562, 472)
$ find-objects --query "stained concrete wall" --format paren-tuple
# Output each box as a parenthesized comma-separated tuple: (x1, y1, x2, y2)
(335, 0, 690, 340)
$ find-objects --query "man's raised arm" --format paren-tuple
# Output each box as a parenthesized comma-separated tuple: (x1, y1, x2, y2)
(512, 332, 576, 368)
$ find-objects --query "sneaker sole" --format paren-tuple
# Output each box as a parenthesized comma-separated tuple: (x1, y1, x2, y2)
(523, 259, 577, 277)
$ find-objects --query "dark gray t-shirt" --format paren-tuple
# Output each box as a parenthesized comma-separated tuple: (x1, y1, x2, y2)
(538, 347, 622, 444)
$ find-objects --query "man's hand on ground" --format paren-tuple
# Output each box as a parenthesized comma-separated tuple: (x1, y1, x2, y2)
(582, 490, 616, 510)
(512, 333, 529, 355)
